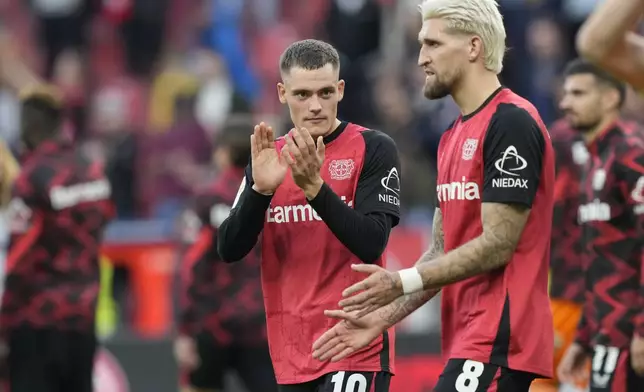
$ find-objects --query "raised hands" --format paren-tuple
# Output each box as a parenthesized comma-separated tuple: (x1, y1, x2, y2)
(251, 122, 287, 195)
(281, 127, 325, 199)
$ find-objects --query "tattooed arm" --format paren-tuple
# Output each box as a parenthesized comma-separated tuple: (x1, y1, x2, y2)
(374, 208, 444, 327)
(415, 203, 529, 290)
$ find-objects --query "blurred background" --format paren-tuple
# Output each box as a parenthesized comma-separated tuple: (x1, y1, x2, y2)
(0, 0, 641, 391)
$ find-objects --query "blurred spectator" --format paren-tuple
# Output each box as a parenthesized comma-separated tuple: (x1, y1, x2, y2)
(148, 57, 199, 131)
(149, 92, 213, 220)
(30, 0, 95, 78)
(84, 84, 140, 219)
(323, 0, 382, 126)
(119, 0, 169, 78)
(52, 49, 87, 139)
(525, 16, 567, 124)
(200, 0, 260, 107)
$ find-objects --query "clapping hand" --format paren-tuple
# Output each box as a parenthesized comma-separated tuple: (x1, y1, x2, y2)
(251, 122, 287, 195)
(281, 127, 325, 199)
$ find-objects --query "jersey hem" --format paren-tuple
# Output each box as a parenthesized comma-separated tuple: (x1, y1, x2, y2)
(448, 355, 552, 379)
(275, 365, 395, 385)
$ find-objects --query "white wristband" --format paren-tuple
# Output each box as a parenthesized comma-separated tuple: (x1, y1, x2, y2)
(398, 267, 424, 295)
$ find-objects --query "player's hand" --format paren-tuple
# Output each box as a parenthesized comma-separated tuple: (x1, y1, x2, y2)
(338, 264, 403, 317)
(557, 342, 589, 384)
(281, 127, 325, 199)
(174, 335, 200, 370)
(251, 122, 287, 195)
(312, 309, 386, 362)
(631, 333, 644, 375)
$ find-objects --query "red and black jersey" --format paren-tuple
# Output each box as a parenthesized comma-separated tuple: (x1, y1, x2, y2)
(575, 120, 644, 350)
(178, 167, 266, 345)
(218, 122, 401, 384)
(437, 87, 555, 378)
(0, 140, 114, 333)
(549, 119, 588, 303)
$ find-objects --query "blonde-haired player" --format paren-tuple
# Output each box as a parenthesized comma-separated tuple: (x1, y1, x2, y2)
(576, 0, 644, 92)
(313, 1, 556, 391)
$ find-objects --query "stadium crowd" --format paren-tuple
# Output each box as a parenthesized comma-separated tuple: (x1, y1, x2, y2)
(1, 0, 644, 391)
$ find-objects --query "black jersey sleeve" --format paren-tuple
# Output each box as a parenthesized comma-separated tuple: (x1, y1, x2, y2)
(354, 130, 402, 221)
(482, 104, 546, 207)
(307, 130, 401, 263)
(216, 160, 272, 262)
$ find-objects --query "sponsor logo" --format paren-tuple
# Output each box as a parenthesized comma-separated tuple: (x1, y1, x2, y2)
(461, 138, 478, 161)
(329, 159, 355, 180)
(267, 196, 353, 223)
(578, 200, 611, 223)
(492, 177, 528, 189)
(494, 146, 527, 177)
(571, 141, 589, 165)
(436, 177, 480, 202)
(49, 179, 111, 210)
(379, 167, 401, 206)
(592, 169, 606, 191)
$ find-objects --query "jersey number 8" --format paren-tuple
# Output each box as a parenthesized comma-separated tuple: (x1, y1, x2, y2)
(455, 360, 485, 392)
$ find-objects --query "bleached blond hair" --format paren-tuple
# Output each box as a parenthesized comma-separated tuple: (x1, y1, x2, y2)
(419, 0, 506, 74)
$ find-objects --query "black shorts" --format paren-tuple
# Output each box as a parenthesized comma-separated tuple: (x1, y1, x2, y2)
(589, 345, 644, 392)
(8, 326, 96, 392)
(433, 359, 536, 392)
(184, 332, 277, 392)
(278, 371, 391, 392)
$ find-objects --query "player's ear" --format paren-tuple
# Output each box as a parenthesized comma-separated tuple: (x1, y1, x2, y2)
(277, 82, 287, 104)
(601, 88, 620, 111)
(337, 80, 345, 102)
(469, 36, 483, 63)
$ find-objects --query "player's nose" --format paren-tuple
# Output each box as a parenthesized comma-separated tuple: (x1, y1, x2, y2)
(309, 97, 322, 113)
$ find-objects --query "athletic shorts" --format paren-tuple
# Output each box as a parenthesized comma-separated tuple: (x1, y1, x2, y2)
(532, 298, 585, 388)
(181, 332, 277, 392)
(7, 326, 96, 392)
(589, 345, 644, 392)
(277, 371, 391, 392)
(433, 359, 537, 392)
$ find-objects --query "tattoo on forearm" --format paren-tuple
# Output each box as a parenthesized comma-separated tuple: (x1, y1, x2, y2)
(377, 209, 444, 326)
(419, 202, 529, 289)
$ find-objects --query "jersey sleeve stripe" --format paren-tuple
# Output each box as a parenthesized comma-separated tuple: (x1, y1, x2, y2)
(6, 212, 45, 272)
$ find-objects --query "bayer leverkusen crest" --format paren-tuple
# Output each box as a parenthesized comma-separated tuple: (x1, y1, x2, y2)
(461, 138, 479, 161)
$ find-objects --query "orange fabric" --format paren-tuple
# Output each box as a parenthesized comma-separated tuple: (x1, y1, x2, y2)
(532, 299, 585, 389)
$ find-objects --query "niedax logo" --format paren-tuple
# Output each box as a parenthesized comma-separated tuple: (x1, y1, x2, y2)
(379, 167, 400, 206)
(494, 146, 527, 176)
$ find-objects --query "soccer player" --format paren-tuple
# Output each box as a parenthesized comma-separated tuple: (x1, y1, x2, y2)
(529, 63, 600, 392)
(217, 39, 401, 391)
(176, 117, 276, 392)
(556, 60, 644, 391)
(576, 0, 644, 91)
(312, 1, 556, 391)
(0, 86, 114, 392)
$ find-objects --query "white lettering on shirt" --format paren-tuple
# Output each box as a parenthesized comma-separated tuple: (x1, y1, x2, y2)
(49, 179, 111, 210)
(266, 196, 353, 223)
(436, 177, 480, 202)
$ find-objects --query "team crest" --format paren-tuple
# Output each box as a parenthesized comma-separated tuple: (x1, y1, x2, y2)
(329, 159, 355, 180)
(461, 138, 479, 160)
